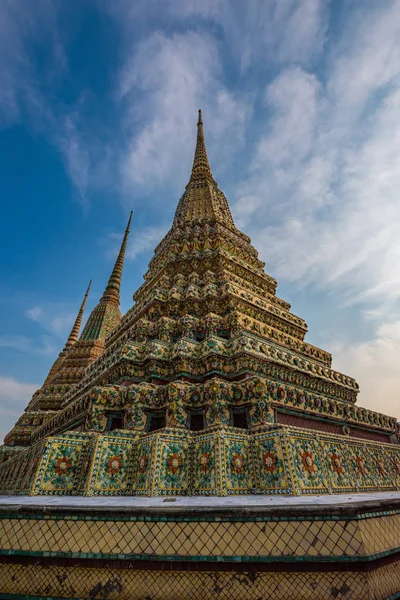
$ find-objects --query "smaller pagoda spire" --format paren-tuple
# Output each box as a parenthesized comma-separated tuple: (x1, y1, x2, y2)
(101, 211, 133, 305)
(64, 280, 92, 349)
(39, 279, 93, 387)
(188, 109, 215, 186)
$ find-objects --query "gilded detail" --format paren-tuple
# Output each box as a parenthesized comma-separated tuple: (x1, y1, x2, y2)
(0, 112, 398, 499)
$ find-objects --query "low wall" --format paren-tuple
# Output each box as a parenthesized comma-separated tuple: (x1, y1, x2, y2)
(0, 493, 400, 599)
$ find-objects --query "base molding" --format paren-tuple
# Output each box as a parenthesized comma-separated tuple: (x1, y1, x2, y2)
(1, 493, 400, 599)
(1, 558, 400, 600)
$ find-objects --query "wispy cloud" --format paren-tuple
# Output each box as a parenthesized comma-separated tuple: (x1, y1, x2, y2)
(105, 224, 168, 263)
(0, 332, 57, 356)
(333, 320, 400, 419)
(234, 0, 400, 314)
(0, 0, 65, 127)
(26, 304, 76, 339)
(0, 376, 39, 443)
(118, 30, 250, 195)
(162, 0, 327, 69)
(0, 1, 105, 204)
(127, 225, 169, 260)
(0, 335, 32, 352)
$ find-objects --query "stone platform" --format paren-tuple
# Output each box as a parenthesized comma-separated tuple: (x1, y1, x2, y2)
(0, 492, 400, 599)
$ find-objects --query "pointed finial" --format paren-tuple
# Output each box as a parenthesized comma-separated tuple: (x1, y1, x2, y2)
(101, 212, 133, 305)
(188, 109, 215, 185)
(64, 280, 92, 349)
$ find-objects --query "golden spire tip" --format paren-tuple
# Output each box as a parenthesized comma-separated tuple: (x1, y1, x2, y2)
(85, 280, 92, 296)
(126, 211, 133, 231)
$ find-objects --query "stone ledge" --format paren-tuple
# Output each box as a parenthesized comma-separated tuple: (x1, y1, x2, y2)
(1, 491, 400, 519)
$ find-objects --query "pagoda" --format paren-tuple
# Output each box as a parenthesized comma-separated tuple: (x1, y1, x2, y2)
(0, 112, 400, 600)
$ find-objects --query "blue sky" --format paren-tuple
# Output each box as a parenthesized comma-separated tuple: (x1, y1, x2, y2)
(1, 0, 400, 442)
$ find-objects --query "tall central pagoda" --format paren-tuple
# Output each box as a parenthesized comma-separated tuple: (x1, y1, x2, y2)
(1, 111, 400, 600)
(0, 110, 399, 498)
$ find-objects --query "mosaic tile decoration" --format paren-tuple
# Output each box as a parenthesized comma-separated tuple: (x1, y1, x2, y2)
(1, 113, 400, 509)
(31, 433, 94, 496)
(2, 424, 399, 498)
(85, 432, 138, 496)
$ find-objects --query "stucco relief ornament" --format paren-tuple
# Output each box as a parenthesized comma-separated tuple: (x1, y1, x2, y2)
(231, 453, 245, 473)
(199, 452, 211, 473)
(355, 457, 368, 476)
(331, 453, 344, 474)
(263, 451, 277, 473)
(393, 459, 400, 476)
(301, 451, 316, 474)
(167, 453, 182, 474)
(54, 456, 71, 475)
(107, 456, 122, 475)
(138, 455, 147, 473)
(376, 460, 386, 475)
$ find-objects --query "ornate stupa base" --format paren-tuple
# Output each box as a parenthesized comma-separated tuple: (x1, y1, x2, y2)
(1, 492, 400, 599)
(2, 112, 400, 598)
(1, 424, 400, 497)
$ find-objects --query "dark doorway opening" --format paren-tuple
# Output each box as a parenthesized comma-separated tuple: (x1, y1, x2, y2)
(147, 411, 166, 432)
(231, 407, 249, 430)
(188, 411, 205, 431)
(107, 413, 124, 431)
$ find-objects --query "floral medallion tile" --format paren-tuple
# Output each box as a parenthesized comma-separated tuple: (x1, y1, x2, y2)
(156, 434, 190, 495)
(223, 434, 252, 493)
(132, 435, 157, 495)
(319, 441, 353, 492)
(32, 438, 87, 495)
(191, 434, 219, 495)
(367, 446, 397, 489)
(253, 432, 291, 493)
(290, 435, 329, 493)
(88, 435, 136, 496)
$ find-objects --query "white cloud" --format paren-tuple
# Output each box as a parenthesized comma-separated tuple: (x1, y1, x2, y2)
(119, 30, 250, 194)
(0, 333, 56, 356)
(0, 376, 39, 443)
(164, 0, 327, 69)
(328, 1, 400, 116)
(234, 66, 326, 229)
(233, 1, 400, 314)
(333, 321, 400, 420)
(105, 224, 168, 266)
(26, 307, 43, 322)
(0, 335, 32, 352)
(256, 67, 321, 169)
(0, 377, 37, 405)
(0, 1, 104, 203)
(26, 304, 76, 339)
(127, 225, 169, 260)
(56, 115, 91, 205)
(0, 0, 65, 127)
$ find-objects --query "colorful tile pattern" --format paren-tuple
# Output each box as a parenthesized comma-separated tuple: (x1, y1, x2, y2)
(0, 113, 399, 510)
(2, 425, 400, 497)
(32, 434, 93, 496)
